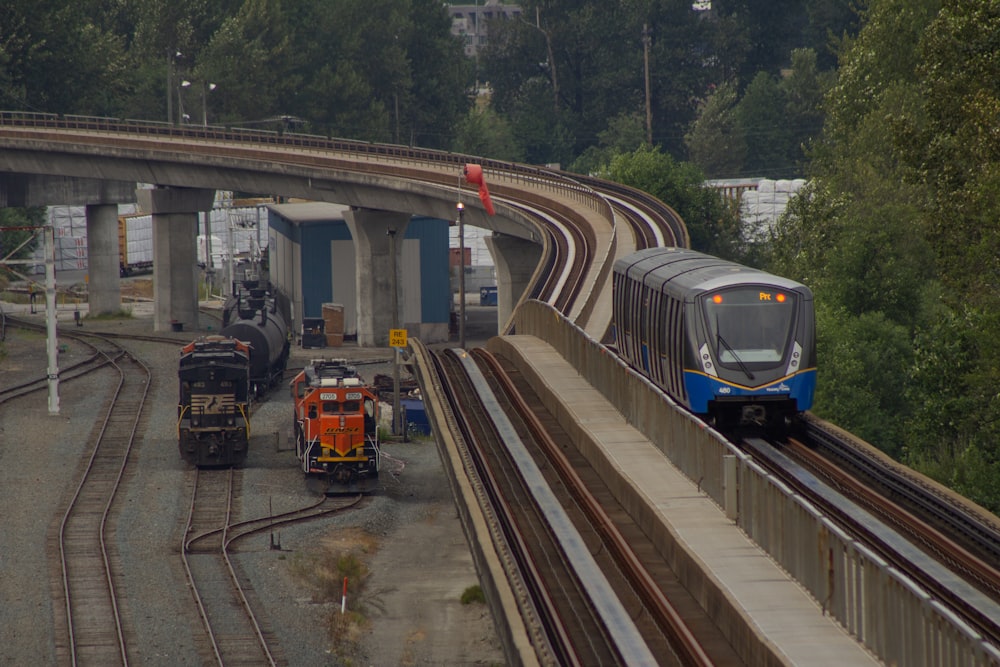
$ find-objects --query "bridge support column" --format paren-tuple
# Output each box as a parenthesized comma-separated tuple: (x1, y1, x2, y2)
(485, 233, 542, 333)
(0, 175, 134, 313)
(85, 204, 121, 315)
(343, 207, 410, 346)
(136, 187, 215, 332)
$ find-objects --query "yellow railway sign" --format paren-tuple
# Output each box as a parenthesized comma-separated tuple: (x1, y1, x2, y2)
(389, 329, 408, 348)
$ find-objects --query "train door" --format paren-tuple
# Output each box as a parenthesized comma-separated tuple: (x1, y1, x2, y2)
(621, 274, 639, 365)
(647, 290, 664, 386)
(639, 284, 652, 373)
(668, 297, 686, 400)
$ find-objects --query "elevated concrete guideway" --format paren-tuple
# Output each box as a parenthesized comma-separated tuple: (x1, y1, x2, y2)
(0, 114, 629, 339)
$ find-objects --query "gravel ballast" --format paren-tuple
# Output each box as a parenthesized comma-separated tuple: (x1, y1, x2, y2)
(0, 304, 504, 666)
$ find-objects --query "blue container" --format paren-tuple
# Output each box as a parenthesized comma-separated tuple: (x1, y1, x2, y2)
(479, 286, 498, 306)
(400, 398, 431, 435)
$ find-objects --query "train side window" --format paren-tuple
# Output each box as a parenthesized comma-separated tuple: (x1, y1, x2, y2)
(308, 404, 318, 419)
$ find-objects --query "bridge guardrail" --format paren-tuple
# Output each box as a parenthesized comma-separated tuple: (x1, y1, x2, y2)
(511, 298, 1000, 667)
(0, 111, 614, 221)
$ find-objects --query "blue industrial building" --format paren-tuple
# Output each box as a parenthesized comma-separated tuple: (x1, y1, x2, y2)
(267, 202, 451, 344)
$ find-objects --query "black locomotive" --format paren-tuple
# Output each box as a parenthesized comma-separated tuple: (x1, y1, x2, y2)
(177, 335, 252, 466)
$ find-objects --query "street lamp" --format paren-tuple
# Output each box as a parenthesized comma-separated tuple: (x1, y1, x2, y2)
(388, 227, 401, 435)
(456, 201, 466, 349)
(181, 80, 217, 126)
(167, 50, 182, 124)
(180, 79, 191, 123)
(203, 83, 217, 126)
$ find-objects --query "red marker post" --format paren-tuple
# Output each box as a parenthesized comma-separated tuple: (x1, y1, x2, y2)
(341, 576, 348, 614)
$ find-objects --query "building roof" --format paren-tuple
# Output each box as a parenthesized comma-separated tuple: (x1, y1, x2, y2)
(267, 201, 352, 223)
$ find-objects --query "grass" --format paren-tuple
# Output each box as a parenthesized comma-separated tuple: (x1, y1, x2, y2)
(286, 530, 376, 662)
(461, 585, 486, 605)
(85, 308, 134, 320)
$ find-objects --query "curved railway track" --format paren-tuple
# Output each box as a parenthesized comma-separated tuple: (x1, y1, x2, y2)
(53, 333, 151, 666)
(472, 348, 717, 667)
(0, 112, 679, 339)
(181, 467, 363, 666)
(426, 344, 740, 666)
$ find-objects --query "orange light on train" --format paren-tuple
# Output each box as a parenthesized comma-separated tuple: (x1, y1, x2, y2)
(712, 294, 723, 304)
(776, 293, 787, 303)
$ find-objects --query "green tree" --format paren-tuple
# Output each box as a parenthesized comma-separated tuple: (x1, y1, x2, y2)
(481, 1, 714, 161)
(768, 0, 1000, 511)
(711, 0, 808, 82)
(600, 145, 743, 259)
(197, 0, 293, 127)
(813, 306, 914, 456)
(779, 49, 830, 169)
(0, 0, 129, 114)
(569, 111, 648, 175)
(279, 0, 468, 145)
(684, 82, 746, 178)
(452, 107, 525, 162)
(737, 72, 791, 177)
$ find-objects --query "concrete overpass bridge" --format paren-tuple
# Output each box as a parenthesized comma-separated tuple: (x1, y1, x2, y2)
(0, 112, 683, 342)
(2, 113, 990, 666)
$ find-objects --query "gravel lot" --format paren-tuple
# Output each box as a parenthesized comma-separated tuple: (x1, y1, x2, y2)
(0, 294, 504, 666)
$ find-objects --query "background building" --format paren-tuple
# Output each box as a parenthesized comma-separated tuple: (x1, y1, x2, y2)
(448, 1, 522, 57)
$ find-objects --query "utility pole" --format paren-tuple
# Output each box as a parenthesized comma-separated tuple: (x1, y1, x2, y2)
(166, 50, 173, 124)
(456, 201, 466, 349)
(388, 227, 401, 435)
(643, 23, 652, 145)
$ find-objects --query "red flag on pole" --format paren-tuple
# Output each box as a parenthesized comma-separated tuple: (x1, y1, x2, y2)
(463, 164, 495, 216)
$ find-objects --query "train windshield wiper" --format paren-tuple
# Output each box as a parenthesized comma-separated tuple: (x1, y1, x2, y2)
(716, 332, 755, 380)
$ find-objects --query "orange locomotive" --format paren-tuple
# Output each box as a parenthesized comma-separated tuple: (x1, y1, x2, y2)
(290, 358, 381, 494)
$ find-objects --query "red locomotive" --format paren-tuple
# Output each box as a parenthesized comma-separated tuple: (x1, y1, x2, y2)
(290, 358, 381, 494)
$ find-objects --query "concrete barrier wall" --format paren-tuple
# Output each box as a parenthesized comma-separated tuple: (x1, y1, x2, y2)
(408, 339, 540, 667)
(510, 299, 1000, 667)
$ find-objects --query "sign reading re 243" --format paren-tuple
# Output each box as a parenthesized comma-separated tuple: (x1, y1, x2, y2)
(389, 329, 408, 348)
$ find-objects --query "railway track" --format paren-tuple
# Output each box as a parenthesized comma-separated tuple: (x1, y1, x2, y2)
(740, 433, 1000, 649)
(803, 415, 1000, 591)
(52, 334, 151, 666)
(181, 467, 362, 666)
(181, 467, 283, 666)
(428, 345, 738, 666)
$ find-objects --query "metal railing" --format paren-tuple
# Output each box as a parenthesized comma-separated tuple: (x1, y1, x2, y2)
(511, 299, 1000, 667)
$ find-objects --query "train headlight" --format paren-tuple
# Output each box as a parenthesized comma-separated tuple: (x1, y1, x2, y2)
(785, 342, 803, 375)
(699, 343, 718, 377)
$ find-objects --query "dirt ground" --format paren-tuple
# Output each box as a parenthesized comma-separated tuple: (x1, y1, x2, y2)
(0, 285, 506, 667)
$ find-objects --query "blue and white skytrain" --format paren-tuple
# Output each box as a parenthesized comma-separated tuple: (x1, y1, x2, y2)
(613, 247, 817, 433)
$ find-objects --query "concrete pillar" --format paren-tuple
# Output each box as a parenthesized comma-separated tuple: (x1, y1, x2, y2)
(85, 204, 121, 315)
(343, 208, 410, 346)
(136, 187, 215, 332)
(0, 174, 135, 317)
(485, 233, 542, 334)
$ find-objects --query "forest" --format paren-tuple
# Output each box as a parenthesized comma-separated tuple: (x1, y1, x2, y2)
(1, 0, 998, 513)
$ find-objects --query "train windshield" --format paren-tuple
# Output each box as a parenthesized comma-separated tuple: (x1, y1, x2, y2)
(703, 287, 796, 366)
